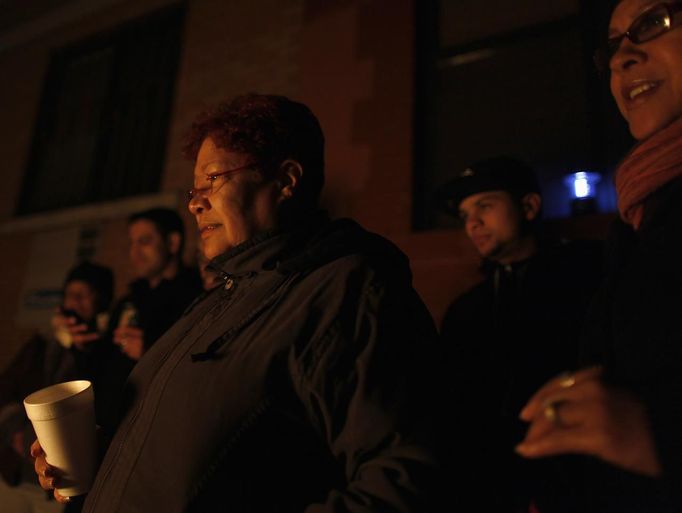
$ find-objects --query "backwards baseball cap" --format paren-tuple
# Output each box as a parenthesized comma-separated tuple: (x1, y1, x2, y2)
(434, 156, 541, 216)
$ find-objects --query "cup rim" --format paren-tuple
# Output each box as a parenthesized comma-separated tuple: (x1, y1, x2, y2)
(24, 381, 94, 421)
(24, 380, 92, 407)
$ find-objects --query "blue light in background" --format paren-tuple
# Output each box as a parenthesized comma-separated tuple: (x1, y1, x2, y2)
(564, 171, 601, 200)
(541, 169, 616, 218)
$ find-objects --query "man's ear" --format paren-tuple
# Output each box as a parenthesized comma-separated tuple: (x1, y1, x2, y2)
(276, 159, 303, 201)
(521, 192, 542, 221)
(167, 232, 182, 256)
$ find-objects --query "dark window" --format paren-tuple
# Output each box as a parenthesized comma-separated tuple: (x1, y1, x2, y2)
(414, 1, 631, 229)
(17, 4, 185, 215)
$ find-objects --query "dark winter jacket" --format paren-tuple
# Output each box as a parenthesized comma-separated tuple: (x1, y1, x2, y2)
(564, 175, 682, 513)
(111, 266, 204, 352)
(440, 238, 604, 512)
(82, 215, 443, 513)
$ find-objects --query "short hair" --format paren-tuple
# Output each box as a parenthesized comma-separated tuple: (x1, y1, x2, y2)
(128, 208, 185, 255)
(64, 261, 114, 312)
(183, 94, 325, 210)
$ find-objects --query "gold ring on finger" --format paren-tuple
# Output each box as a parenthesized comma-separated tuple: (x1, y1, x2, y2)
(543, 401, 562, 425)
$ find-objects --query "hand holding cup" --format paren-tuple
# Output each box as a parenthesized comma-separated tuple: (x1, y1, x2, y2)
(24, 380, 98, 498)
(31, 439, 71, 504)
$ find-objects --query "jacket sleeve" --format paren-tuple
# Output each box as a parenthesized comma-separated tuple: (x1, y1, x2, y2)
(292, 267, 446, 513)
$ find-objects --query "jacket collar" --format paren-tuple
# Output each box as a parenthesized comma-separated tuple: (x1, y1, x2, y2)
(207, 211, 330, 278)
(481, 255, 533, 276)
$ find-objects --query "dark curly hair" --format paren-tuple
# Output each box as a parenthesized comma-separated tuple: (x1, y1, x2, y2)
(183, 94, 325, 211)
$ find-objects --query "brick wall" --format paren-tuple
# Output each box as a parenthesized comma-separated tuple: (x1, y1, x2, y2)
(0, 0, 486, 371)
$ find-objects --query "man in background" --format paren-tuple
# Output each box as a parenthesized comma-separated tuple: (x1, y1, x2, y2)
(110, 208, 203, 361)
(436, 156, 604, 512)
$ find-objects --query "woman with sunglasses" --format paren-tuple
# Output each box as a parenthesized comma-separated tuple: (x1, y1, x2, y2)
(516, 1, 682, 511)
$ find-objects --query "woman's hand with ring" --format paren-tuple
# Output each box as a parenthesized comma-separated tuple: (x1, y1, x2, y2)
(515, 366, 661, 477)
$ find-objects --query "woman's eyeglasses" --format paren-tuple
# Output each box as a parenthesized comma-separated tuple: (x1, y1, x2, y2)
(187, 163, 256, 201)
(594, 2, 682, 73)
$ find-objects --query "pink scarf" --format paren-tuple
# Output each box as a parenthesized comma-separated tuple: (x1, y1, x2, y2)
(615, 116, 682, 229)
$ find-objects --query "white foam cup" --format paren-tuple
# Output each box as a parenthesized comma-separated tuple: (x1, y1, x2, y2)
(24, 380, 97, 496)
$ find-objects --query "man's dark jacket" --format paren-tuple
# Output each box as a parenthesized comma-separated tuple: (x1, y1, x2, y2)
(440, 237, 604, 512)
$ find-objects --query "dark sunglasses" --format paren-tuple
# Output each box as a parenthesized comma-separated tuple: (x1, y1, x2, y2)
(594, 2, 682, 73)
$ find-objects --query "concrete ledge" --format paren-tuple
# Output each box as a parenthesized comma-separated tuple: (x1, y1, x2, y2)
(0, 191, 180, 234)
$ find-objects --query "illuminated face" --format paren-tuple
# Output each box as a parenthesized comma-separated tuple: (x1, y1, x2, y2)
(609, 0, 682, 139)
(63, 280, 98, 322)
(188, 138, 281, 261)
(458, 191, 526, 263)
(128, 219, 173, 281)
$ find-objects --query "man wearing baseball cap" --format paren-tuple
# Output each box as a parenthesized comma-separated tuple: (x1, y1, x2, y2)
(436, 156, 604, 512)
(436, 156, 543, 266)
